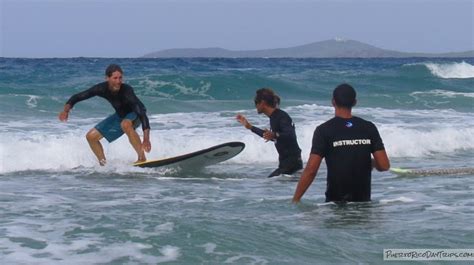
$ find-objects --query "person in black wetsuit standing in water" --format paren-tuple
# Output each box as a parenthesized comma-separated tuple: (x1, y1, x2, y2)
(236, 88, 303, 177)
(58, 64, 151, 166)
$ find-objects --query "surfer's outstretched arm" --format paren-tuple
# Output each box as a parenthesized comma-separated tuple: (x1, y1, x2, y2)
(236, 114, 268, 139)
(59, 104, 72, 122)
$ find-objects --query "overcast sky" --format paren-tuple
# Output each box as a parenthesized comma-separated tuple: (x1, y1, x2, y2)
(1, 0, 473, 58)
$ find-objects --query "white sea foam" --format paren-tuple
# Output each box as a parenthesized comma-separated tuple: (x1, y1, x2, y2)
(123, 222, 174, 239)
(381, 125, 474, 157)
(138, 78, 213, 99)
(1, 237, 180, 265)
(1, 104, 472, 173)
(224, 254, 269, 264)
(156, 245, 181, 263)
(411, 89, 474, 99)
(424, 61, 474, 79)
(201, 242, 217, 254)
(3, 215, 180, 264)
(26, 95, 40, 108)
(379, 196, 415, 204)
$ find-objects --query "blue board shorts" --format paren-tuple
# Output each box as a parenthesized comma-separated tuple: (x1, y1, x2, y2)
(95, 112, 141, 142)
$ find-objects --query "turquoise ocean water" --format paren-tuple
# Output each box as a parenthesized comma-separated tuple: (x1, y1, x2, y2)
(1, 58, 473, 264)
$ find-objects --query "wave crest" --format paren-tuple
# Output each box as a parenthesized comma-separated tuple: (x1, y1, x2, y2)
(424, 61, 474, 79)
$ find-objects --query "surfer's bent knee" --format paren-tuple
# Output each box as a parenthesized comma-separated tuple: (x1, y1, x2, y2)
(86, 128, 103, 142)
(120, 119, 134, 133)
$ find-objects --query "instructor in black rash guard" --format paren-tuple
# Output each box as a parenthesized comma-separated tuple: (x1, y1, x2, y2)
(59, 64, 151, 166)
(293, 84, 390, 203)
(236, 88, 303, 177)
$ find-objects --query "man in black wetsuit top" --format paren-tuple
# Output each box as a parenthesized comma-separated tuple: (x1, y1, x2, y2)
(59, 64, 151, 166)
(236, 88, 303, 177)
(293, 84, 390, 203)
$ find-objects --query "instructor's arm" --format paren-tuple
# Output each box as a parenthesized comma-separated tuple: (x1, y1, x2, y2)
(372, 150, 390, 171)
(292, 154, 323, 203)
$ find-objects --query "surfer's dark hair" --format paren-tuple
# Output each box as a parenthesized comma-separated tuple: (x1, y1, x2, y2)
(105, 64, 123, 77)
(333, 83, 356, 108)
(255, 88, 278, 108)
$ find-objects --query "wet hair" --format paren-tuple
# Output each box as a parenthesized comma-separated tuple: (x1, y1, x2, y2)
(105, 64, 123, 77)
(333, 83, 356, 108)
(274, 94, 281, 107)
(254, 88, 279, 108)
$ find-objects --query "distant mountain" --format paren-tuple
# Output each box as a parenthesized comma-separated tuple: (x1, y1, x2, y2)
(143, 39, 474, 58)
